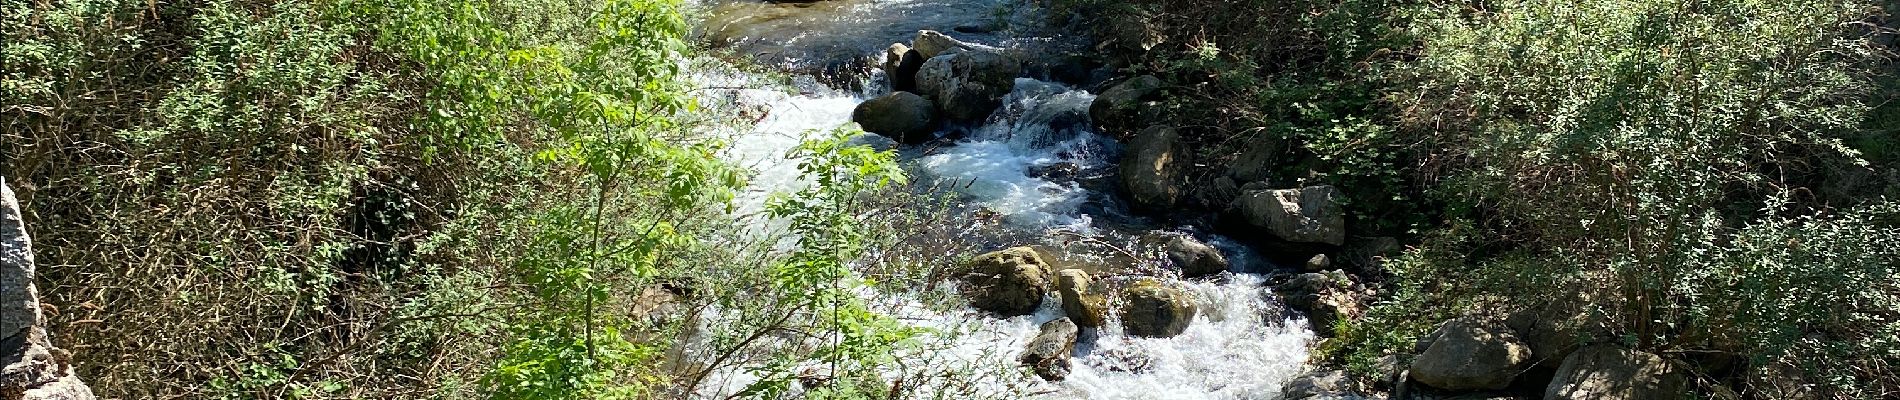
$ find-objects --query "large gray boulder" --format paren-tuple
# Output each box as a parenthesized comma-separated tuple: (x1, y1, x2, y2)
(915, 49, 1021, 121)
(1545, 345, 1687, 400)
(851, 91, 937, 144)
(1119, 126, 1188, 211)
(1055, 269, 1107, 328)
(1163, 235, 1228, 278)
(1018, 318, 1079, 381)
(1119, 279, 1196, 338)
(1409, 319, 1534, 391)
(957, 247, 1052, 316)
(1229, 185, 1346, 246)
(1089, 75, 1162, 136)
(1, 179, 97, 400)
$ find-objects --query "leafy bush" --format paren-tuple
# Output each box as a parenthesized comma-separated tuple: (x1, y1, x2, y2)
(1322, 0, 1900, 395)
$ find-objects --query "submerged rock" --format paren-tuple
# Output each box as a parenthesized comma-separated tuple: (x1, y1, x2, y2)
(1274, 270, 1363, 336)
(1229, 185, 1346, 246)
(1545, 345, 1688, 400)
(1409, 319, 1534, 391)
(1119, 278, 1196, 337)
(1119, 126, 1188, 211)
(957, 247, 1052, 316)
(1019, 317, 1080, 381)
(915, 48, 1021, 121)
(1089, 75, 1162, 136)
(851, 91, 937, 144)
(1055, 269, 1108, 327)
(1163, 235, 1228, 278)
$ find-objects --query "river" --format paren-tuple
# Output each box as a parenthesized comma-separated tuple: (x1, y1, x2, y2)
(685, 0, 1319, 397)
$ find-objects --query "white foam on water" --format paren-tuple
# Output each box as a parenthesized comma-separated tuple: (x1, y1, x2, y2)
(691, 57, 1316, 400)
(917, 79, 1114, 230)
(1061, 276, 1315, 400)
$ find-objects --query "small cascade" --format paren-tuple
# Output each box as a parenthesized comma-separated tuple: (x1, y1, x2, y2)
(688, 0, 1320, 397)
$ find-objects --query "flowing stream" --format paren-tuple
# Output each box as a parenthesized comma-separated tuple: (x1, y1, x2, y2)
(687, 0, 1319, 397)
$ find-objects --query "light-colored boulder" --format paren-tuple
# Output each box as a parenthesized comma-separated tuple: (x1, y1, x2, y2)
(851, 91, 937, 144)
(1055, 269, 1107, 327)
(1409, 319, 1534, 391)
(1119, 126, 1188, 211)
(1018, 318, 1079, 381)
(1545, 345, 1687, 400)
(911, 30, 962, 59)
(1119, 279, 1196, 338)
(958, 247, 1052, 316)
(914, 49, 1022, 121)
(1230, 185, 1346, 246)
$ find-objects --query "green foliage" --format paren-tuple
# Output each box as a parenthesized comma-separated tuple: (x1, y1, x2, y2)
(5, 0, 752, 397)
(1322, 0, 1900, 394)
(1674, 200, 1900, 396)
(733, 128, 920, 399)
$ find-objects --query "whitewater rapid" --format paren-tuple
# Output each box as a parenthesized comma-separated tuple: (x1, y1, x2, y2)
(689, 58, 1318, 398)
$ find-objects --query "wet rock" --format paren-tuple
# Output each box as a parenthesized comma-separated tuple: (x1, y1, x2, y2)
(1409, 319, 1533, 391)
(1545, 345, 1688, 400)
(1, 179, 97, 400)
(843, 132, 899, 152)
(957, 247, 1052, 316)
(1282, 369, 1359, 400)
(915, 49, 1021, 121)
(1089, 75, 1162, 136)
(1096, 347, 1154, 373)
(1274, 270, 1363, 336)
(1163, 235, 1228, 278)
(1119, 126, 1187, 211)
(1026, 162, 1081, 182)
(882, 43, 924, 92)
(1229, 185, 1346, 246)
(1119, 278, 1196, 338)
(1018, 318, 1079, 381)
(851, 91, 937, 144)
(1055, 269, 1108, 327)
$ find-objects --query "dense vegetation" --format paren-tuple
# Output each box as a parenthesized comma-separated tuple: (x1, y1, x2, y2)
(7, 0, 1900, 397)
(1062, 0, 1900, 396)
(3, 0, 979, 398)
